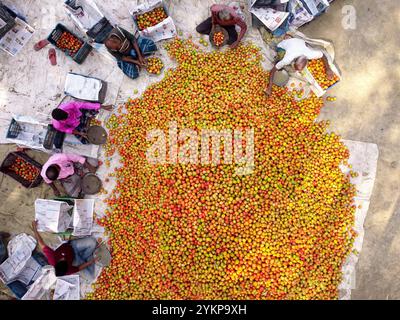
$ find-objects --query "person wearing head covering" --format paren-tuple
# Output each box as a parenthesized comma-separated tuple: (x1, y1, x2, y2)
(265, 37, 335, 96)
(104, 26, 157, 79)
(51, 101, 112, 144)
(196, 4, 247, 49)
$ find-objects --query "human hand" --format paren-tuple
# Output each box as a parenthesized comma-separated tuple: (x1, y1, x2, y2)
(264, 87, 272, 97)
(32, 220, 38, 231)
(229, 41, 239, 49)
(16, 147, 27, 153)
(85, 162, 98, 173)
(139, 55, 147, 66)
(101, 105, 113, 111)
(326, 69, 334, 80)
(80, 132, 89, 139)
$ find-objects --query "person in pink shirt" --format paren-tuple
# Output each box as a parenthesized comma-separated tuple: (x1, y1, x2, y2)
(196, 4, 247, 49)
(41, 153, 97, 197)
(51, 101, 112, 144)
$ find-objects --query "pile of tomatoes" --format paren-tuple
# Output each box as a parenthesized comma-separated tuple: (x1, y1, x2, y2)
(9, 158, 40, 183)
(146, 57, 164, 75)
(307, 58, 340, 90)
(56, 31, 82, 56)
(88, 38, 357, 300)
(136, 7, 168, 31)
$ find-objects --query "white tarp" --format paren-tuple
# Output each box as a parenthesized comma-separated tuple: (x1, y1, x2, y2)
(53, 274, 80, 300)
(0, 17, 34, 56)
(35, 199, 73, 233)
(248, 0, 289, 31)
(13, 257, 42, 285)
(72, 199, 95, 236)
(250, 7, 289, 31)
(289, 0, 315, 27)
(339, 140, 379, 300)
(0, 233, 36, 284)
(64, 0, 104, 32)
(21, 266, 57, 300)
(64, 72, 103, 102)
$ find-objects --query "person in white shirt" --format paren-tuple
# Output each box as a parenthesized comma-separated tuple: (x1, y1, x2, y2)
(265, 37, 335, 96)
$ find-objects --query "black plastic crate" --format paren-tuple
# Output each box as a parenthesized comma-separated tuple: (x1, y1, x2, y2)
(6, 118, 22, 139)
(87, 17, 112, 41)
(0, 151, 43, 188)
(47, 23, 92, 64)
(0, 3, 16, 39)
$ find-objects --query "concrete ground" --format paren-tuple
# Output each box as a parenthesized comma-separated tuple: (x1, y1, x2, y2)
(302, 0, 400, 299)
(0, 0, 399, 300)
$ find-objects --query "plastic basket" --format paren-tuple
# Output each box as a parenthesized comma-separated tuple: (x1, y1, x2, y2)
(6, 118, 22, 139)
(0, 151, 43, 188)
(47, 23, 92, 64)
(0, 3, 16, 39)
(87, 17, 112, 41)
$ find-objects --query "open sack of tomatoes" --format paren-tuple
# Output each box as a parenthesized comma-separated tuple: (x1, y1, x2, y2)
(131, 1, 177, 42)
(299, 56, 341, 98)
(136, 7, 168, 31)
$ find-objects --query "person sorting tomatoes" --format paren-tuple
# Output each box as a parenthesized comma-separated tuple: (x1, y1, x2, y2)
(51, 100, 112, 145)
(196, 4, 247, 49)
(265, 37, 335, 96)
(41, 153, 98, 197)
(31, 221, 99, 279)
(104, 26, 157, 79)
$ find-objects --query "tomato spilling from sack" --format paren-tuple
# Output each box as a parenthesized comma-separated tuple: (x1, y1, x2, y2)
(307, 58, 340, 90)
(136, 7, 168, 31)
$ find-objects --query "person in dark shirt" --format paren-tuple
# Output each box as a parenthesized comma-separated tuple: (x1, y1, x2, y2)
(32, 221, 98, 278)
(104, 26, 157, 79)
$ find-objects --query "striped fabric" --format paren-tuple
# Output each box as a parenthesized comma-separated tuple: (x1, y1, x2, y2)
(117, 36, 157, 79)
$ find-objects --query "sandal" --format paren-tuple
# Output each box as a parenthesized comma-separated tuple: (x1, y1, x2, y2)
(48, 48, 57, 66)
(33, 39, 49, 51)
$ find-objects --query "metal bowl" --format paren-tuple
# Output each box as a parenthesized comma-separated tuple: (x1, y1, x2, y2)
(87, 125, 108, 145)
(273, 69, 290, 87)
(209, 26, 229, 48)
(81, 173, 102, 195)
